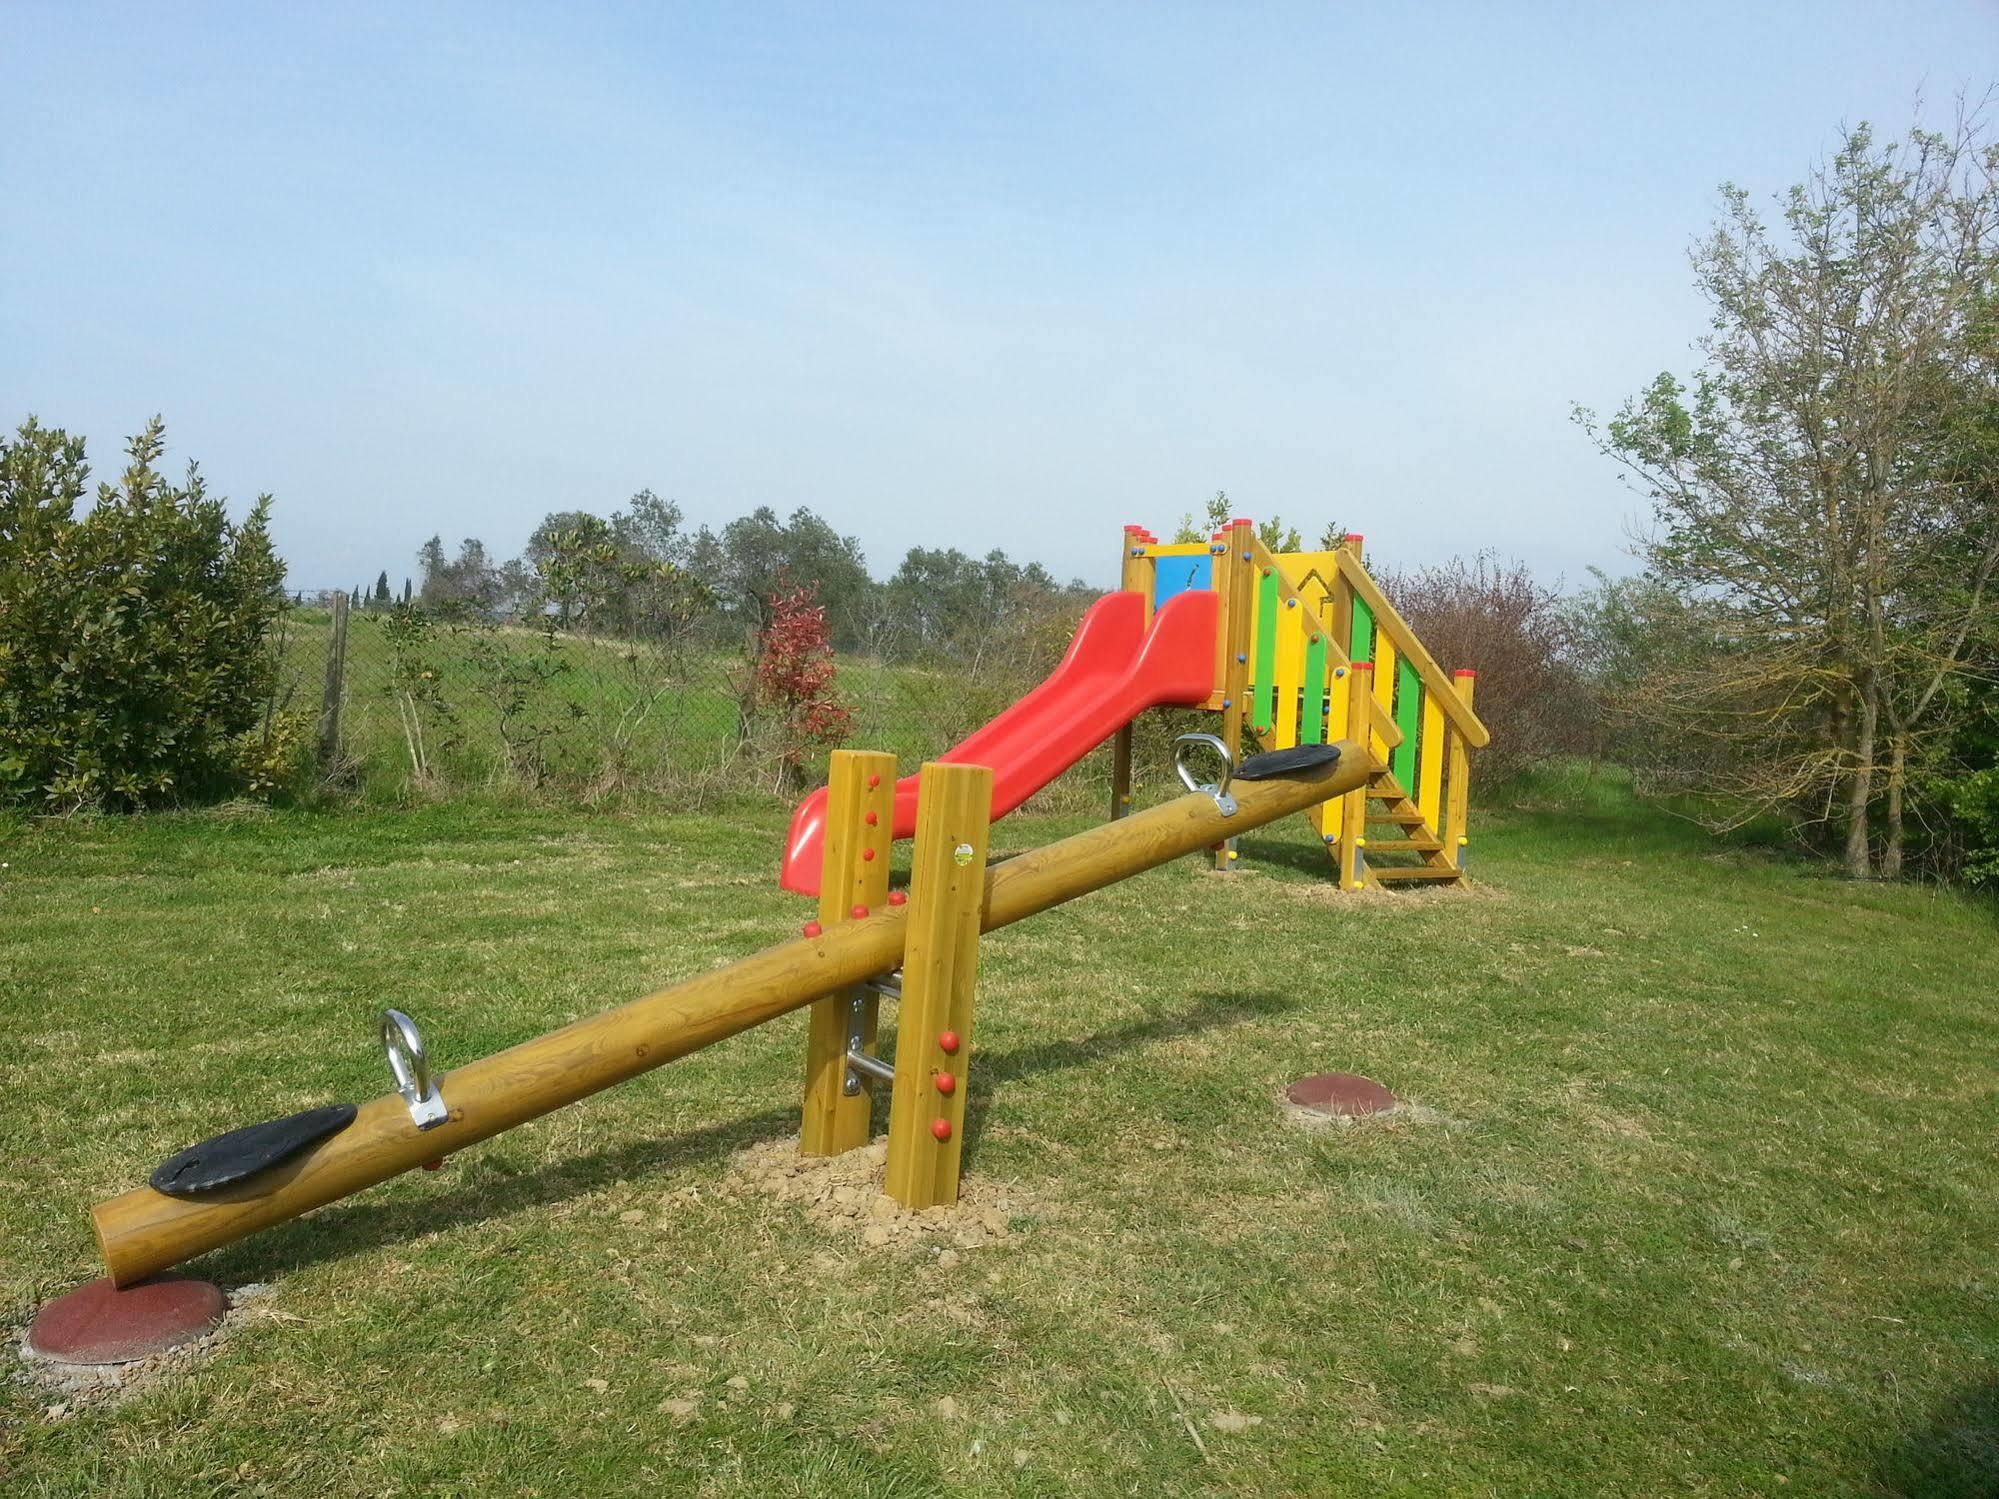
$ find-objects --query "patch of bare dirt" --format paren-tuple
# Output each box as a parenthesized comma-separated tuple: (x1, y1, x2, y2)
(716, 1135, 1050, 1252)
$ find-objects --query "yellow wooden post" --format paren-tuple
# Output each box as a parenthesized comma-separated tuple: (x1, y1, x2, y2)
(1109, 527, 1148, 822)
(1417, 687, 1446, 831)
(884, 762, 994, 1209)
(1371, 632, 1398, 767)
(1442, 670, 1477, 872)
(1213, 519, 1254, 869)
(800, 749, 897, 1156)
(1339, 662, 1375, 891)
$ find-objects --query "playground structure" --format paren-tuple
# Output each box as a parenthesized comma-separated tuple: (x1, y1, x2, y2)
(54, 519, 1489, 1355)
(781, 519, 1488, 896)
(82, 736, 1375, 1300)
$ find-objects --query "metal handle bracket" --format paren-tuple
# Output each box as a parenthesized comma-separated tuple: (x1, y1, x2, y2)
(380, 1009, 450, 1130)
(1173, 733, 1238, 817)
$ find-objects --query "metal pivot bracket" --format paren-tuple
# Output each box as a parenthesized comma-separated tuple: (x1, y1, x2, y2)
(380, 1008, 450, 1129)
(843, 971, 901, 1095)
(1173, 732, 1238, 817)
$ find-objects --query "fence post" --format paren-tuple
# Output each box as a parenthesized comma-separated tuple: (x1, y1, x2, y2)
(317, 591, 350, 774)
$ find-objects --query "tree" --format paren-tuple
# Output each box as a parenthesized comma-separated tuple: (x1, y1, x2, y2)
(689, 506, 871, 649)
(418, 535, 502, 614)
(1171, 491, 1232, 543)
(524, 492, 711, 644)
(373, 570, 391, 606)
(1379, 553, 1593, 782)
(749, 578, 854, 790)
(1579, 112, 1999, 877)
(0, 416, 290, 808)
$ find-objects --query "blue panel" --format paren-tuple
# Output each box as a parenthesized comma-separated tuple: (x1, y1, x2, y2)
(1151, 554, 1212, 607)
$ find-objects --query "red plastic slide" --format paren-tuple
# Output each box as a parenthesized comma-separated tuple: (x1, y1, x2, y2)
(778, 589, 1219, 895)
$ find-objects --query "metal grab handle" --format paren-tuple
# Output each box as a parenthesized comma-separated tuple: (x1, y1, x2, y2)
(380, 1009, 450, 1130)
(1173, 733, 1238, 817)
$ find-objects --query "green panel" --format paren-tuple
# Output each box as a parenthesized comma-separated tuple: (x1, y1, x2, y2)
(1349, 597, 1375, 664)
(1301, 633, 1328, 745)
(1252, 569, 1279, 732)
(1392, 657, 1421, 786)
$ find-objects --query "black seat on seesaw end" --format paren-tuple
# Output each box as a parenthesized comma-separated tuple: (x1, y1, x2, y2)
(1232, 744, 1343, 780)
(149, 1103, 359, 1197)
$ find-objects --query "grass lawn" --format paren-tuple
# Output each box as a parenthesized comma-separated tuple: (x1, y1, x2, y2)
(2, 770, 1997, 1495)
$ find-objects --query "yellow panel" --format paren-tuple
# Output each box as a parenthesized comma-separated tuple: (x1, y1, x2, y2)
(1372, 634, 1397, 762)
(1271, 605, 1305, 749)
(1417, 691, 1446, 829)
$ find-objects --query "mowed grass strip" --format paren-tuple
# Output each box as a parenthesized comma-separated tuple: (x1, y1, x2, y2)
(2, 769, 1996, 1495)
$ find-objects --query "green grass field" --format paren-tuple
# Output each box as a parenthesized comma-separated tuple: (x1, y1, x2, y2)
(3, 770, 1997, 1495)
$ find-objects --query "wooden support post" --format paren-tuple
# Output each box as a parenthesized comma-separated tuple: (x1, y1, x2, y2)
(884, 762, 994, 1209)
(1340, 662, 1375, 891)
(1443, 670, 1477, 873)
(1109, 723, 1134, 821)
(316, 590, 350, 773)
(1109, 525, 1149, 823)
(800, 749, 897, 1156)
(1213, 519, 1254, 870)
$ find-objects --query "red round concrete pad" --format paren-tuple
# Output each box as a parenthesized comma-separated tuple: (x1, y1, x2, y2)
(1285, 1072, 1398, 1116)
(28, 1276, 228, 1365)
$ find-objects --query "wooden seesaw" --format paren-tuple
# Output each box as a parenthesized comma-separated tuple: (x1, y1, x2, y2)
(39, 733, 1378, 1363)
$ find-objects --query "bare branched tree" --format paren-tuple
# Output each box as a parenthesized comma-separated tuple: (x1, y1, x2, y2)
(1578, 105, 1999, 876)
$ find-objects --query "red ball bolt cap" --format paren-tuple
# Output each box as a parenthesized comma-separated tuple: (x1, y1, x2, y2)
(865, 811, 879, 826)
(861, 848, 876, 862)
(867, 773, 881, 788)
(938, 1030, 961, 1054)
(802, 920, 823, 938)
(851, 904, 870, 919)
(934, 1070, 957, 1095)
(887, 890, 907, 906)
(931, 1118, 953, 1142)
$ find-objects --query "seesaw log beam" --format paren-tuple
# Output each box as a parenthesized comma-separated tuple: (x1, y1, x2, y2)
(93, 744, 1371, 1287)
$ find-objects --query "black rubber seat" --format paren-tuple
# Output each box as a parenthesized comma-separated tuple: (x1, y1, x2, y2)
(150, 1103, 358, 1197)
(1233, 744, 1343, 780)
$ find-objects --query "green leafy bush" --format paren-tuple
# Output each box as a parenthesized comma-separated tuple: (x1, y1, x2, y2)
(0, 416, 289, 808)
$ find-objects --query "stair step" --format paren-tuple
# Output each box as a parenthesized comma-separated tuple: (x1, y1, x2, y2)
(1370, 866, 1465, 883)
(1365, 838, 1443, 852)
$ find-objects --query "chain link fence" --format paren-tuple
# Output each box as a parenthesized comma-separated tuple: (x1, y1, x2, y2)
(279, 593, 1139, 811)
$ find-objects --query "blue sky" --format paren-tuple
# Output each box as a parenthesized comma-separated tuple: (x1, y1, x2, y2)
(3, 2, 1992, 591)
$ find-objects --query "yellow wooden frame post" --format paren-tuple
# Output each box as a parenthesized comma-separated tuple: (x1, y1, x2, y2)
(1443, 670, 1477, 873)
(1213, 519, 1254, 870)
(884, 762, 994, 1209)
(1109, 526, 1149, 823)
(1339, 661, 1375, 891)
(800, 749, 897, 1156)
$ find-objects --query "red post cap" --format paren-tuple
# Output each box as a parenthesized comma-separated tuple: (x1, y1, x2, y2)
(1230, 516, 1252, 528)
(1453, 668, 1478, 679)
(1351, 660, 1374, 672)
